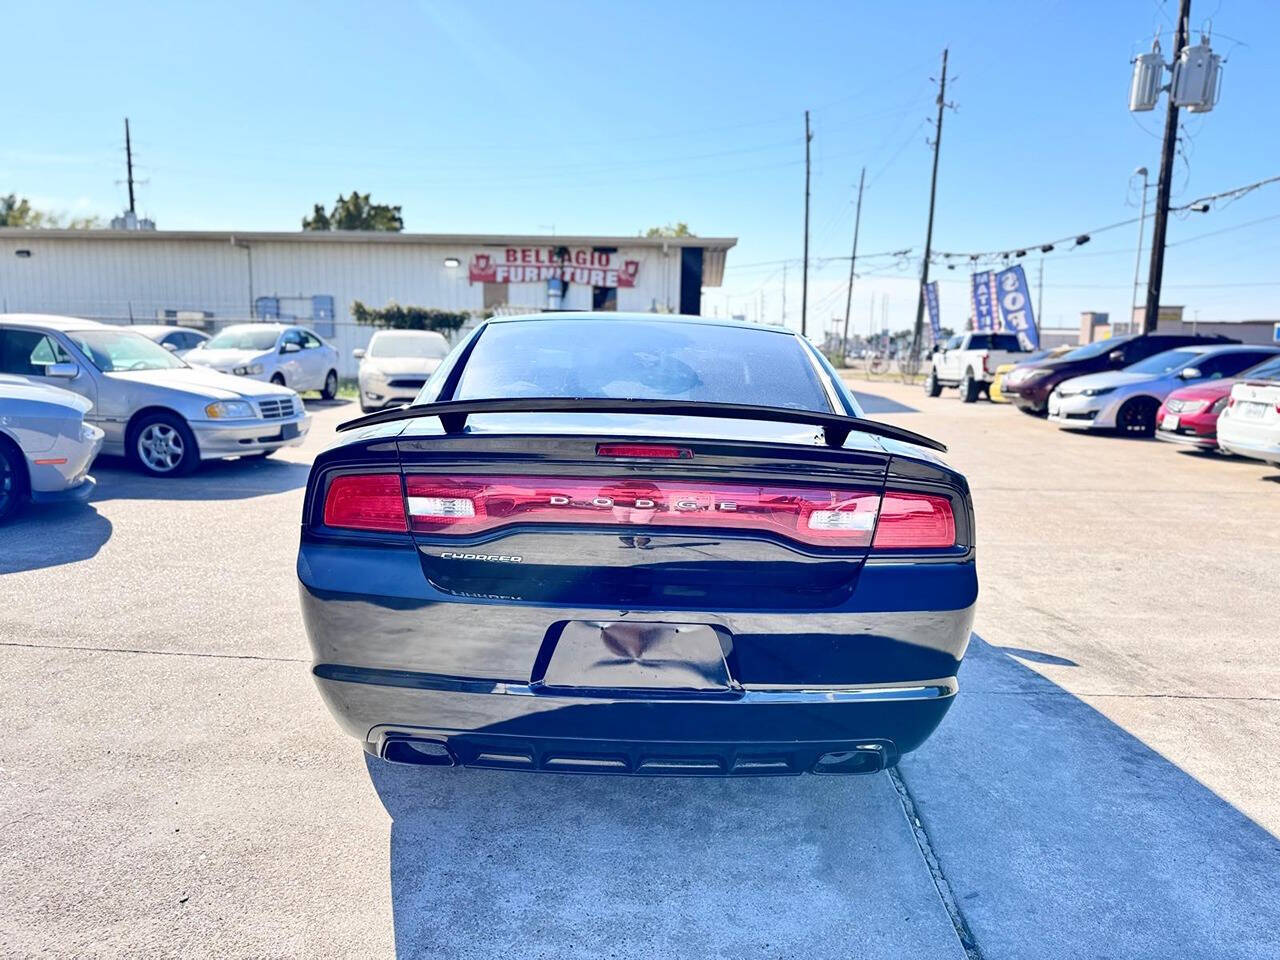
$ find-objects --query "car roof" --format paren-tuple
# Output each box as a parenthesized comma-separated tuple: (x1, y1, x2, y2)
(218, 322, 292, 332)
(370, 328, 448, 339)
(484, 312, 799, 336)
(126, 324, 207, 336)
(1179, 343, 1279, 355)
(0, 313, 107, 332)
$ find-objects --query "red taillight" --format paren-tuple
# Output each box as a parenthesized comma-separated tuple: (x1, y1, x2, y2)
(405, 475, 882, 547)
(323, 473, 408, 532)
(596, 443, 693, 459)
(982, 351, 991, 374)
(1227, 396, 1237, 407)
(871, 492, 956, 549)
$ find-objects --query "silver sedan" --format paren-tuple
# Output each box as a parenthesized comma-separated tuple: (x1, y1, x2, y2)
(0, 375, 104, 522)
(0, 314, 311, 477)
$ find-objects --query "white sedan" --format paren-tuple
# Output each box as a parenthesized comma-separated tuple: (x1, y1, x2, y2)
(127, 324, 211, 357)
(354, 329, 451, 413)
(188, 323, 340, 398)
(1217, 372, 1280, 467)
(0, 376, 104, 522)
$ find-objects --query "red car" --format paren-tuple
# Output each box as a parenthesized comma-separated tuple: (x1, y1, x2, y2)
(1157, 354, 1280, 450)
(1155, 380, 1238, 450)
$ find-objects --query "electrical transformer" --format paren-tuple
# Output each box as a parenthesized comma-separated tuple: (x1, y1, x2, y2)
(1172, 40, 1222, 113)
(1129, 43, 1164, 112)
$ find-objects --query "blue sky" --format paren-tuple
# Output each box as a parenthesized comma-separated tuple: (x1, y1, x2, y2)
(5, 0, 1278, 334)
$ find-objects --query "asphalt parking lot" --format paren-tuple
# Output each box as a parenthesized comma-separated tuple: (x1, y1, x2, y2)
(2, 385, 1279, 959)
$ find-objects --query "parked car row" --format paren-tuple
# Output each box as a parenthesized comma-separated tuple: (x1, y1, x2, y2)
(927, 329, 1280, 468)
(0, 315, 461, 522)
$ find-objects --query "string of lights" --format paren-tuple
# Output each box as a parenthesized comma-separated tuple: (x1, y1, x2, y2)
(927, 172, 1280, 268)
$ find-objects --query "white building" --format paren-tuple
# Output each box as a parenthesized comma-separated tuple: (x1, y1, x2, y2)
(0, 229, 736, 374)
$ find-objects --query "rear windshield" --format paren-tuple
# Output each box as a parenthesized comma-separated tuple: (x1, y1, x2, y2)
(968, 333, 1023, 351)
(453, 319, 832, 411)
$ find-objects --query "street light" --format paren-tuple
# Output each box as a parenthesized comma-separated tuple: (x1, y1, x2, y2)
(1129, 166, 1150, 335)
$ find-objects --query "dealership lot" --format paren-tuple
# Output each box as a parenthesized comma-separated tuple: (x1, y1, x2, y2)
(2, 385, 1279, 959)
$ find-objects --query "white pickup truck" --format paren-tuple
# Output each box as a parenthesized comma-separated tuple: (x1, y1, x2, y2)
(925, 332, 1031, 402)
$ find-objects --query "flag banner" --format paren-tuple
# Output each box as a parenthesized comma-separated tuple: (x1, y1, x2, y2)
(994, 264, 1041, 349)
(924, 280, 942, 344)
(971, 271, 996, 331)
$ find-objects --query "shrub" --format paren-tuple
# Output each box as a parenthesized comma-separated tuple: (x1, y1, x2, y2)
(351, 301, 470, 334)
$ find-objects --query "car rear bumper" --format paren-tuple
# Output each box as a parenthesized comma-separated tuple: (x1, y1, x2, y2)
(298, 537, 976, 774)
(315, 665, 957, 776)
(1217, 423, 1280, 464)
(190, 414, 311, 459)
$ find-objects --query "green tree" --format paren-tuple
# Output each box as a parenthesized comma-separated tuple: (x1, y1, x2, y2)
(643, 221, 693, 238)
(0, 194, 102, 228)
(303, 191, 403, 231)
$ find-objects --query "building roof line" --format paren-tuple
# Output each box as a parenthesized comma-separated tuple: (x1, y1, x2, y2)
(0, 228, 737, 250)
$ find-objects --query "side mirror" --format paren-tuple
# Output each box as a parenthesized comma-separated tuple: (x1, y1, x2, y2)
(47, 361, 80, 379)
(1180, 366, 1202, 379)
(162, 342, 179, 352)
(280, 342, 301, 354)
(1108, 350, 1126, 363)
(353, 348, 366, 359)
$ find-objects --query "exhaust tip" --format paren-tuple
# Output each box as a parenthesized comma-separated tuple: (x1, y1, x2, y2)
(813, 743, 889, 775)
(381, 735, 457, 767)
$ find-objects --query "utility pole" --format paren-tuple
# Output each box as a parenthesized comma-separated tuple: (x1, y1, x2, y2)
(1143, 0, 1190, 333)
(911, 49, 949, 360)
(124, 117, 137, 214)
(801, 110, 813, 337)
(840, 167, 867, 365)
(1037, 257, 1044, 323)
(1129, 167, 1151, 334)
(781, 262, 788, 326)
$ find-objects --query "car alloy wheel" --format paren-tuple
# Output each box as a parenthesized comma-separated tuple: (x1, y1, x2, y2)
(1118, 397, 1158, 437)
(137, 422, 187, 474)
(322, 370, 338, 400)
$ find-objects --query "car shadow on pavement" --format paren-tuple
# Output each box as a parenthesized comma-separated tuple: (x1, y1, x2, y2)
(87, 456, 310, 502)
(368, 758, 963, 959)
(900, 635, 1280, 960)
(365, 636, 1280, 960)
(0, 503, 111, 574)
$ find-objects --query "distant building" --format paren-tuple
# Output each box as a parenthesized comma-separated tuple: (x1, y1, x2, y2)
(1162, 318, 1280, 346)
(0, 228, 736, 375)
(1079, 311, 1110, 343)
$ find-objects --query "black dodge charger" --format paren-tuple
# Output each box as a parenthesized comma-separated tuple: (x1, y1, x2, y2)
(297, 313, 976, 776)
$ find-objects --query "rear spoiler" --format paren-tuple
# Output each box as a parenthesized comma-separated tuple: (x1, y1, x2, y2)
(335, 397, 947, 453)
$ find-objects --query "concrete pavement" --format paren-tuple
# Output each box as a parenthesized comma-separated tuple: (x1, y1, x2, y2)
(1, 386, 1277, 959)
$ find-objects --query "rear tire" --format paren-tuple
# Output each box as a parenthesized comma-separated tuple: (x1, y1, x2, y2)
(0, 440, 29, 524)
(960, 369, 980, 403)
(321, 369, 339, 400)
(924, 370, 942, 397)
(1018, 405, 1046, 417)
(1117, 397, 1159, 437)
(128, 411, 200, 477)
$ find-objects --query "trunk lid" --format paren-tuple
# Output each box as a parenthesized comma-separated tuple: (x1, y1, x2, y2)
(394, 419, 892, 612)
